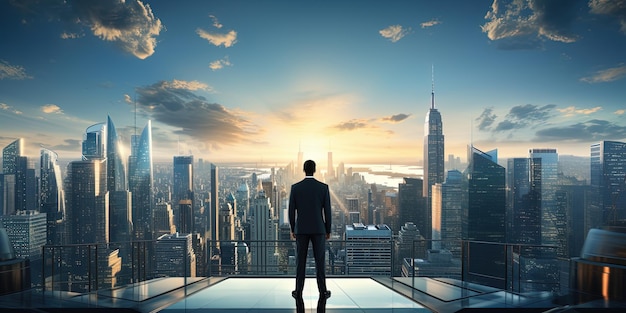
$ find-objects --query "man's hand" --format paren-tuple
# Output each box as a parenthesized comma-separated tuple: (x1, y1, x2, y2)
(326, 233, 330, 240)
(291, 232, 296, 240)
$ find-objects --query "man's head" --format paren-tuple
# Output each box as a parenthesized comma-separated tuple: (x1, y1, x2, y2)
(303, 160, 316, 176)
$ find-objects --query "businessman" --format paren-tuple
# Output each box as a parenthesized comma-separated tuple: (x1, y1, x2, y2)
(289, 160, 332, 301)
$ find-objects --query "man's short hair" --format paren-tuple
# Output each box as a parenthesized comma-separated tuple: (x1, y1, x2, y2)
(303, 160, 316, 175)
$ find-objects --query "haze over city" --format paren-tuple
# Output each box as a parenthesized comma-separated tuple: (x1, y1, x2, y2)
(1, 0, 625, 164)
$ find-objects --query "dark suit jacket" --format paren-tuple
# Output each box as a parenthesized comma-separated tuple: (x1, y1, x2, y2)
(289, 177, 332, 235)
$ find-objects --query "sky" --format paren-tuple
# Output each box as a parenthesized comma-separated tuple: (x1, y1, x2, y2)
(1, 0, 625, 165)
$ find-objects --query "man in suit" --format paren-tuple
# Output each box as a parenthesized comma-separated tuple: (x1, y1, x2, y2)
(289, 160, 332, 301)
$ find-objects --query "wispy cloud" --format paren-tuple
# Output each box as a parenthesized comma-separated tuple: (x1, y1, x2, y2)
(589, 0, 626, 34)
(197, 29, 238, 47)
(0, 103, 23, 115)
(557, 106, 602, 117)
(0, 60, 32, 80)
(60, 32, 83, 39)
(535, 119, 626, 142)
(580, 65, 626, 83)
(481, 0, 579, 49)
(209, 56, 232, 71)
(421, 19, 441, 28)
(475, 107, 497, 131)
(381, 113, 411, 123)
(134, 79, 260, 149)
(209, 14, 223, 29)
(615, 109, 626, 115)
(10, 0, 163, 59)
(330, 119, 372, 131)
(494, 104, 556, 132)
(197, 14, 237, 48)
(379, 25, 410, 42)
(41, 104, 64, 114)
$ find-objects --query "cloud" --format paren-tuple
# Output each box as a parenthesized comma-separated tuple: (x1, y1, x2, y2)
(330, 119, 372, 131)
(481, 0, 579, 49)
(494, 104, 556, 131)
(60, 32, 83, 39)
(535, 119, 626, 142)
(134, 80, 261, 148)
(589, 0, 626, 34)
(580, 65, 626, 83)
(41, 104, 64, 114)
(421, 19, 441, 28)
(475, 107, 498, 131)
(615, 109, 626, 115)
(0, 102, 23, 115)
(209, 14, 223, 29)
(197, 29, 238, 47)
(557, 106, 602, 116)
(0, 60, 32, 80)
(209, 56, 232, 71)
(10, 0, 163, 59)
(381, 113, 411, 123)
(379, 25, 411, 42)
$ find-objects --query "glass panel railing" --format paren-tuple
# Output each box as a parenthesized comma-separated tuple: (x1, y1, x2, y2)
(391, 239, 564, 298)
(40, 238, 567, 301)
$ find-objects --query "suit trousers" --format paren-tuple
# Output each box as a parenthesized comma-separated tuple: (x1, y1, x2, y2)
(295, 233, 327, 294)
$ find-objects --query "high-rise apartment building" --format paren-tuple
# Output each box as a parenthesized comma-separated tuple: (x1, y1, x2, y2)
(129, 121, 154, 240)
(155, 233, 196, 278)
(0, 210, 47, 260)
(423, 74, 444, 243)
(345, 223, 392, 276)
(590, 141, 626, 226)
(2, 139, 25, 215)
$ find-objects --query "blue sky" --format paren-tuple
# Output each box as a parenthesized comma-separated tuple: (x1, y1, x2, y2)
(1, 0, 625, 165)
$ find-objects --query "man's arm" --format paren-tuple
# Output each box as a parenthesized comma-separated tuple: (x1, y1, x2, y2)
(288, 185, 296, 238)
(323, 185, 332, 235)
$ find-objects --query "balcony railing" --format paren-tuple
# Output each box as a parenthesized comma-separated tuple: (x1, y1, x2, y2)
(40, 238, 566, 300)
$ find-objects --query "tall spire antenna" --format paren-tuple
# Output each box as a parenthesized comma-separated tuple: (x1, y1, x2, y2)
(134, 93, 137, 136)
(431, 64, 435, 110)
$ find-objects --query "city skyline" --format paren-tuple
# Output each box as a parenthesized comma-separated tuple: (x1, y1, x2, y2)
(1, 1, 626, 164)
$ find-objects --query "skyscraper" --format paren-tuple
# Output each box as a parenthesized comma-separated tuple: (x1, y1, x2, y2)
(327, 151, 335, 180)
(40, 148, 65, 245)
(506, 158, 541, 245)
(423, 72, 444, 242)
(210, 163, 219, 245)
(82, 123, 106, 160)
(129, 121, 154, 240)
(250, 190, 278, 274)
(529, 148, 562, 250)
(106, 116, 126, 192)
(463, 146, 506, 243)
(173, 155, 194, 231)
(2, 138, 23, 174)
(106, 116, 132, 244)
(432, 170, 463, 257)
(590, 141, 626, 226)
(66, 159, 108, 244)
(397, 177, 425, 236)
(2, 138, 24, 215)
(462, 146, 506, 288)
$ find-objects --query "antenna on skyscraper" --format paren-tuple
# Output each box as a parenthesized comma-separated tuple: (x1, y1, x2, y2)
(431, 64, 435, 110)
(134, 93, 137, 136)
